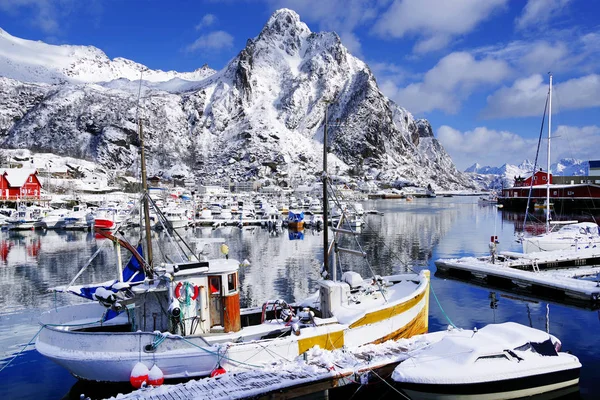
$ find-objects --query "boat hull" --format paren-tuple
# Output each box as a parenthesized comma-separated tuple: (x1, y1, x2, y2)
(399, 367, 580, 400)
(94, 218, 115, 230)
(36, 272, 430, 382)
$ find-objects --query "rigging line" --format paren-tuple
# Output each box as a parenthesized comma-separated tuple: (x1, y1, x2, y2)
(327, 180, 387, 300)
(0, 325, 44, 374)
(368, 367, 411, 400)
(147, 195, 198, 261)
(523, 91, 550, 232)
(431, 283, 457, 328)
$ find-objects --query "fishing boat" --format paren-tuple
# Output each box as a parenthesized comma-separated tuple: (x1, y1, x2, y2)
(35, 104, 430, 384)
(392, 322, 581, 399)
(522, 221, 600, 253)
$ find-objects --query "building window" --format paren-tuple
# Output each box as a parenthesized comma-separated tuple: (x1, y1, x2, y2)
(227, 273, 237, 292)
(568, 191, 574, 195)
(553, 191, 557, 196)
(542, 176, 547, 181)
(29, 176, 32, 182)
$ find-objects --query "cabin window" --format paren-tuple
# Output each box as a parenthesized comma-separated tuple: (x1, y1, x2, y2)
(227, 273, 237, 292)
(209, 277, 220, 294)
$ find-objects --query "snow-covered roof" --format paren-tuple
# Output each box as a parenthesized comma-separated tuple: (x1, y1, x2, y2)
(0, 168, 38, 187)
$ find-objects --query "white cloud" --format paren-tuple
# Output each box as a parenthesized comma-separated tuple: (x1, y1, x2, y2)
(373, 0, 507, 53)
(438, 123, 600, 170)
(185, 31, 234, 53)
(437, 125, 538, 170)
(515, 0, 572, 31)
(384, 52, 510, 114)
(0, 0, 70, 34)
(195, 14, 217, 30)
(483, 73, 600, 118)
(551, 125, 600, 163)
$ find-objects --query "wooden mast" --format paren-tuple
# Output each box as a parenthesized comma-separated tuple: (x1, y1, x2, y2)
(322, 104, 330, 278)
(138, 119, 154, 277)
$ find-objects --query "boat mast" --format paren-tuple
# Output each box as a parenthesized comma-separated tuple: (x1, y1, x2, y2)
(139, 119, 154, 276)
(546, 73, 552, 234)
(322, 103, 330, 279)
(135, 72, 154, 277)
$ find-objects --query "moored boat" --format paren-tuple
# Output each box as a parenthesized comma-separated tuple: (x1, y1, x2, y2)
(392, 322, 581, 400)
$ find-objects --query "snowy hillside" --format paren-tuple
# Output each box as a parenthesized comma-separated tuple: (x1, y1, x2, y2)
(0, 9, 474, 190)
(465, 158, 589, 190)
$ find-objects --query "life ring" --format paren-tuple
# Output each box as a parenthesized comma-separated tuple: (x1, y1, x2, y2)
(174, 282, 199, 303)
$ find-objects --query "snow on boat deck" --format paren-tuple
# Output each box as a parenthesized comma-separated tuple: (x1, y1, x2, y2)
(110, 333, 443, 400)
(435, 248, 600, 302)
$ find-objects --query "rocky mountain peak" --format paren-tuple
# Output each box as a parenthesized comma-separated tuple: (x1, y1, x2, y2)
(0, 10, 476, 190)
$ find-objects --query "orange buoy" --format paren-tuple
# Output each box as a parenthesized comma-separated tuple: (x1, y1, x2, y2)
(130, 362, 149, 388)
(210, 364, 226, 377)
(148, 365, 164, 386)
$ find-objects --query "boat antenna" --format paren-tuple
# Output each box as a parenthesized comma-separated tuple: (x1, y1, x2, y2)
(136, 71, 154, 277)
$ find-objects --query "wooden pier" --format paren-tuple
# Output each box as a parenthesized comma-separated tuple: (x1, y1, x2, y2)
(435, 249, 600, 303)
(110, 337, 430, 400)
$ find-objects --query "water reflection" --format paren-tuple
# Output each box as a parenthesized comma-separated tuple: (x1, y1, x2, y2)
(0, 197, 598, 399)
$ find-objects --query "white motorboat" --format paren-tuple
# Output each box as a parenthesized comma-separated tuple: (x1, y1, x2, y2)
(35, 110, 431, 385)
(522, 221, 600, 253)
(6, 206, 42, 230)
(40, 208, 70, 229)
(392, 322, 581, 400)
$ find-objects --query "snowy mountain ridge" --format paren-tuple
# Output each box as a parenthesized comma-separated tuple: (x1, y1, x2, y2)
(465, 158, 589, 190)
(0, 9, 474, 190)
(0, 27, 216, 86)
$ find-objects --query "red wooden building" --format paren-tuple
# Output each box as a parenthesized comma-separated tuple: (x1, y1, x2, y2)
(0, 168, 43, 200)
(512, 170, 553, 187)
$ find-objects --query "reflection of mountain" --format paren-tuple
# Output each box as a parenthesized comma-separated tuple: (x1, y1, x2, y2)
(218, 199, 461, 307)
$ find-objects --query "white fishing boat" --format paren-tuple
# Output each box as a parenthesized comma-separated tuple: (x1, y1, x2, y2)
(6, 206, 42, 230)
(522, 221, 600, 253)
(392, 322, 581, 399)
(35, 105, 430, 385)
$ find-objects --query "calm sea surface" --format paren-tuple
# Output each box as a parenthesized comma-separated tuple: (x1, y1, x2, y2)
(1, 197, 598, 399)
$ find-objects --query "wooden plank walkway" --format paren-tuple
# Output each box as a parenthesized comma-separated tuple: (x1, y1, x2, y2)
(112, 336, 427, 400)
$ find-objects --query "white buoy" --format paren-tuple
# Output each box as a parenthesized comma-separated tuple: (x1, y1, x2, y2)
(148, 364, 164, 386)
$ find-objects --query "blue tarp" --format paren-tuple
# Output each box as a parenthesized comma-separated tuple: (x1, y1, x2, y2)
(288, 211, 304, 222)
(70, 244, 145, 301)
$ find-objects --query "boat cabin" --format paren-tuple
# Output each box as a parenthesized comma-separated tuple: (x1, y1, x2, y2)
(132, 259, 241, 336)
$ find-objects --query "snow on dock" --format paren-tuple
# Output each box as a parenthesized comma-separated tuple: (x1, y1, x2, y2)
(110, 335, 441, 400)
(435, 248, 600, 302)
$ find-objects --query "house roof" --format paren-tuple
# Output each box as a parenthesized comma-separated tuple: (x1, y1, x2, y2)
(0, 168, 38, 187)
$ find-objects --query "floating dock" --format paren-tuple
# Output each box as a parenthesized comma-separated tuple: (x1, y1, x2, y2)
(435, 249, 600, 303)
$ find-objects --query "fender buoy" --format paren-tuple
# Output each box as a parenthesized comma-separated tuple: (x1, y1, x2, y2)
(148, 364, 164, 386)
(130, 362, 149, 388)
(211, 364, 227, 377)
(174, 282, 199, 302)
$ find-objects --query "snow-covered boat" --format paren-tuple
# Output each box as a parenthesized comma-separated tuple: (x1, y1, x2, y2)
(392, 322, 581, 399)
(35, 113, 431, 384)
(522, 221, 600, 253)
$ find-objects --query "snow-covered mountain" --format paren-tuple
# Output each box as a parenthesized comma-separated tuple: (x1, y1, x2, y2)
(465, 158, 589, 190)
(0, 9, 474, 190)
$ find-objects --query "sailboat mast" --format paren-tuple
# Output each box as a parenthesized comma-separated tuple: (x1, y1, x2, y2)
(546, 73, 552, 233)
(139, 119, 154, 276)
(322, 105, 330, 278)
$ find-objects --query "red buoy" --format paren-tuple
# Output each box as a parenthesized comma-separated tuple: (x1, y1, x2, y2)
(210, 365, 227, 377)
(148, 365, 164, 386)
(130, 362, 149, 388)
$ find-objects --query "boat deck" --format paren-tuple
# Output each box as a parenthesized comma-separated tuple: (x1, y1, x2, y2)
(435, 249, 600, 303)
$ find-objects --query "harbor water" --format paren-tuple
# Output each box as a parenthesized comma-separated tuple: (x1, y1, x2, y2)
(0, 197, 598, 399)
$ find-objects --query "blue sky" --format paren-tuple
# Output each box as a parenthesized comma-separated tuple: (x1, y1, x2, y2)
(0, 0, 598, 170)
